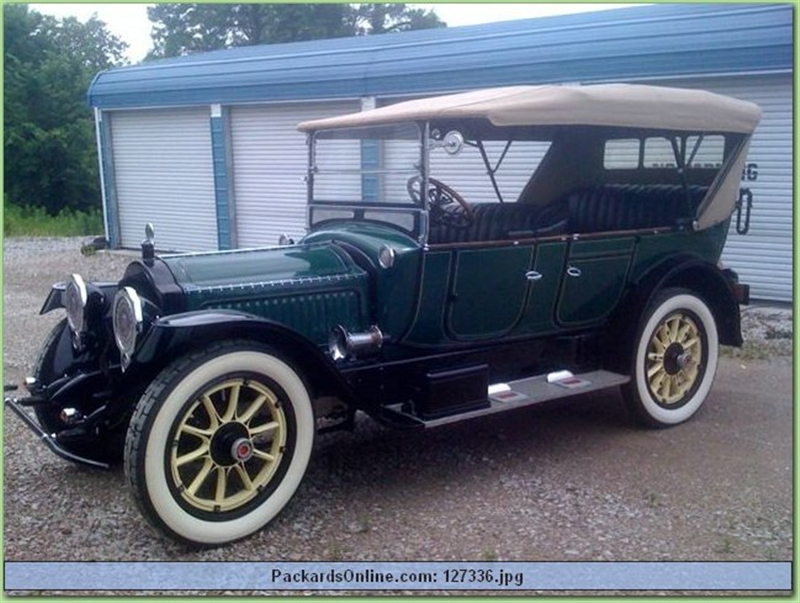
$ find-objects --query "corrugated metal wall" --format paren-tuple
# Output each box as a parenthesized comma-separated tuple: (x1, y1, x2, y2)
(104, 73, 790, 301)
(229, 101, 359, 247)
(428, 141, 551, 205)
(109, 108, 217, 252)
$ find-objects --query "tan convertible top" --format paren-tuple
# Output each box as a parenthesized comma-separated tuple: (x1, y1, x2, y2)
(298, 84, 762, 134)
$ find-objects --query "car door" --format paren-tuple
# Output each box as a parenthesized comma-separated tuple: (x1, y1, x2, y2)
(555, 236, 636, 326)
(445, 244, 533, 340)
(402, 239, 570, 346)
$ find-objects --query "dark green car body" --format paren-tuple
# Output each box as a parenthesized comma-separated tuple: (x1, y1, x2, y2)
(117, 208, 738, 424)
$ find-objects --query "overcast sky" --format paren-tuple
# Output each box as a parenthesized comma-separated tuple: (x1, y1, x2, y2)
(30, 3, 632, 63)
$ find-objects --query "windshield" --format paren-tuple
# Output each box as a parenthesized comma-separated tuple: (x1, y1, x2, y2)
(308, 122, 426, 239)
(311, 122, 423, 206)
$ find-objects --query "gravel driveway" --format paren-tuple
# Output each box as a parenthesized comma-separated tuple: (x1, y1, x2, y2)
(3, 237, 793, 593)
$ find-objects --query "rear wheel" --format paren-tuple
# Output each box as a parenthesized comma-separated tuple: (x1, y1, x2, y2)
(124, 341, 314, 546)
(623, 288, 719, 427)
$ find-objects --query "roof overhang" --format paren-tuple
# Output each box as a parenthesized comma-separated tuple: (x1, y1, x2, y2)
(87, 4, 792, 111)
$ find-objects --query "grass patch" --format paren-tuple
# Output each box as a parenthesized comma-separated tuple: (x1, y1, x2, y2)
(4, 203, 104, 237)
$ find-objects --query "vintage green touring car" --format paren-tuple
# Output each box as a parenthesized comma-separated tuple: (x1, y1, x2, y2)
(5, 84, 761, 546)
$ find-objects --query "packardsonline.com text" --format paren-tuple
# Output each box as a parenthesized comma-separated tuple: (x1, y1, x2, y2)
(270, 566, 525, 589)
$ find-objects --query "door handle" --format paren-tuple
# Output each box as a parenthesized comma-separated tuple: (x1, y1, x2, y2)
(566, 266, 582, 278)
(525, 270, 543, 282)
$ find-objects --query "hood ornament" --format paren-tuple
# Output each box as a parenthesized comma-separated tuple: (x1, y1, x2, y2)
(141, 223, 155, 265)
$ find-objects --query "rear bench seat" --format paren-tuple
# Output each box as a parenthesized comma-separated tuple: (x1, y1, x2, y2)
(427, 184, 708, 245)
(566, 184, 708, 233)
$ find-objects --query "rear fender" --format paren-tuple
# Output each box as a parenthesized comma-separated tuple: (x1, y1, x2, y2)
(133, 310, 355, 403)
(605, 256, 743, 371)
(658, 262, 743, 347)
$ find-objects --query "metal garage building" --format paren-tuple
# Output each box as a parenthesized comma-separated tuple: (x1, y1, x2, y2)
(88, 3, 793, 302)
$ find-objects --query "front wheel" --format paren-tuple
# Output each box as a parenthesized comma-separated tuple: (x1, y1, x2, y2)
(33, 318, 127, 463)
(124, 342, 314, 546)
(622, 288, 719, 428)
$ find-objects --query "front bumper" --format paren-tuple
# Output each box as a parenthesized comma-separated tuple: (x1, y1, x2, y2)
(3, 389, 109, 469)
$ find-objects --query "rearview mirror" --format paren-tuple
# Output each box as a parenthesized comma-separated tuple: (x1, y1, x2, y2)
(430, 130, 465, 155)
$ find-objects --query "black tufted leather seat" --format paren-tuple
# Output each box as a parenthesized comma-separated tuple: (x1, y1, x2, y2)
(566, 184, 707, 233)
(428, 202, 565, 244)
(427, 184, 708, 244)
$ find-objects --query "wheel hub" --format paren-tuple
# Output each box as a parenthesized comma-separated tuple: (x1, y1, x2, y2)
(676, 352, 693, 370)
(231, 437, 255, 463)
(210, 422, 250, 466)
(663, 342, 692, 375)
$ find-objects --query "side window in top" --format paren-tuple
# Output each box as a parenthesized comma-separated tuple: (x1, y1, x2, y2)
(604, 138, 640, 169)
(644, 137, 676, 168)
(604, 135, 726, 171)
(685, 135, 724, 169)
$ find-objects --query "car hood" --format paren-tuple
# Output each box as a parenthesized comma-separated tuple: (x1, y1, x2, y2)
(160, 243, 368, 310)
(146, 243, 370, 344)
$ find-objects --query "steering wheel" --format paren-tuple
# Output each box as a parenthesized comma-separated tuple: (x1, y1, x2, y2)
(407, 176, 474, 228)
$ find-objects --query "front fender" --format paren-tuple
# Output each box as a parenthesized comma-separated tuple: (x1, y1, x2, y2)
(39, 281, 119, 315)
(39, 283, 66, 314)
(133, 310, 356, 403)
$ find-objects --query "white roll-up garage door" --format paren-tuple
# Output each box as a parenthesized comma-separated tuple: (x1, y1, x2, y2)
(109, 108, 217, 252)
(654, 74, 793, 303)
(229, 101, 359, 248)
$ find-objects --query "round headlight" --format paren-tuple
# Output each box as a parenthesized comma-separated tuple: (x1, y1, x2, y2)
(64, 274, 88, 334)
(112, 287, 143, 368)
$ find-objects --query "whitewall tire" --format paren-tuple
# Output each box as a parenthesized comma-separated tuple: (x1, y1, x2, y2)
(124, 342, 314, 546)
(623, 288, 719, 428)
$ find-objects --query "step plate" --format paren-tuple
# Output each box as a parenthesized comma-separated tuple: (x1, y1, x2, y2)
(387, 370, 630, 429)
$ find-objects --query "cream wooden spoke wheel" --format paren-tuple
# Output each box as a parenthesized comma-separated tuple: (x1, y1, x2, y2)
(623, 288, 719, 428)
(170, 378, 287, 514)
(645, 312, 703, 405)
(125, 343, 314, 546)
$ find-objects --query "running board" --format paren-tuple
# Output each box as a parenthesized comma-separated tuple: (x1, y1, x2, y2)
(385, 370, 630, 429)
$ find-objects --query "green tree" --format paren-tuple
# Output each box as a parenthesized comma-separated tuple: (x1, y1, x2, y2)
(147, 4, 355, 58)
(355, 4, 445, 35)
(147, 3, 445, 59)
(4, 4, 127, 215)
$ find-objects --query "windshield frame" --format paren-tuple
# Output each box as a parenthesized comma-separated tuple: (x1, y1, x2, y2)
(306, 121, 434, 242)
